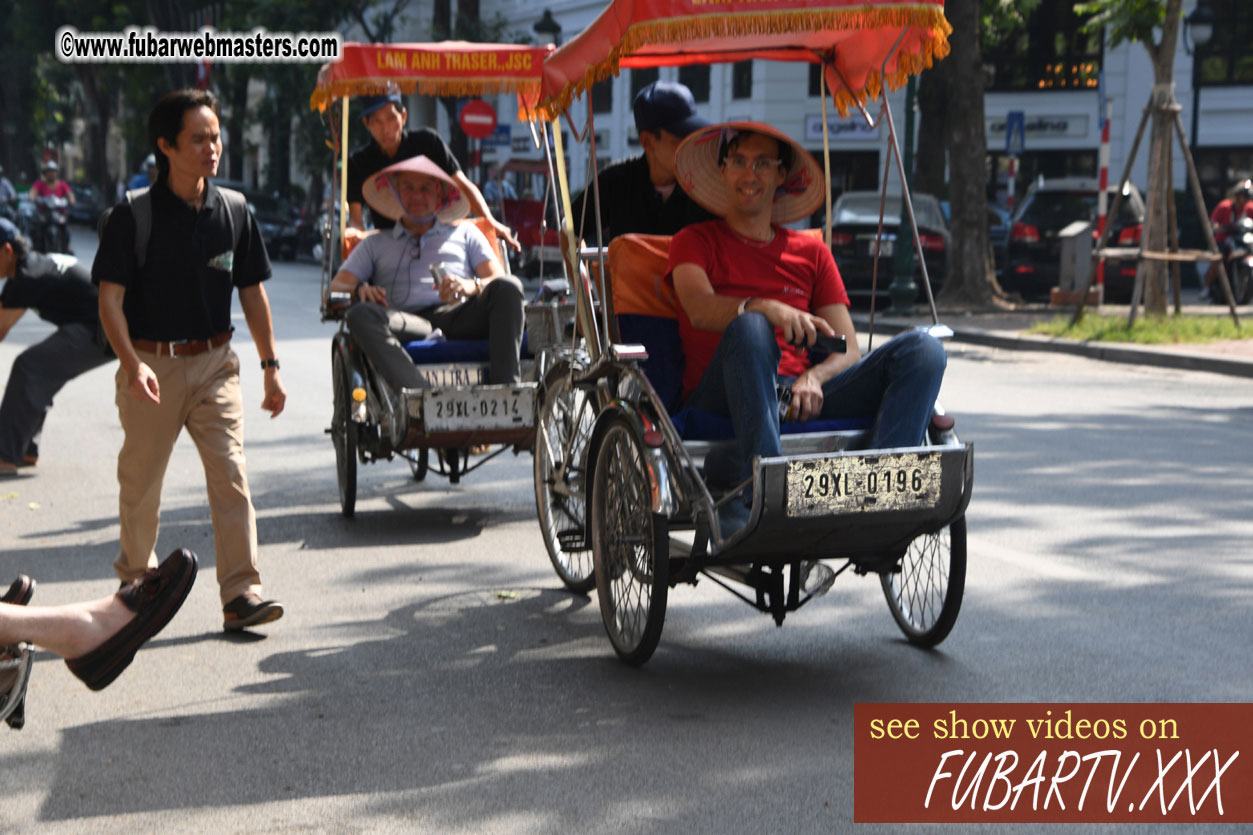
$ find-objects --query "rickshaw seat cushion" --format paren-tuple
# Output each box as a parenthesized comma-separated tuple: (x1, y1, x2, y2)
(617, 314, 685, 413)
(670, 408, 869, 441)
(403, 332, 532, 364)
(403, 338, 490, 364)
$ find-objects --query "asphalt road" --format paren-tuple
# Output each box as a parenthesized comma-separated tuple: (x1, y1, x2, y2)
(1, 224, 1249, 833)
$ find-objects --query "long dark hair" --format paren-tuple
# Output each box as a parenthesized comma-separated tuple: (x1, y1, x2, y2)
(148, 89, 220, 183)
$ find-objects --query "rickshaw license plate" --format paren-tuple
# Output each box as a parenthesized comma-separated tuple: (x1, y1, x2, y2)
(424, 387, 534, 432)
(785, 452, 942, 516)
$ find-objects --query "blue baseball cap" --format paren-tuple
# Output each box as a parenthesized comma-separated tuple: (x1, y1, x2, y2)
(360, 84, 404, 118)
(633, 81, 709, 138)
(0, 217, 19, 248)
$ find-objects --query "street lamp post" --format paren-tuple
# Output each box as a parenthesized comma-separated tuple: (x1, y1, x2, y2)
(533, 10, 563, 47)
(1183, 0, 1214, 153)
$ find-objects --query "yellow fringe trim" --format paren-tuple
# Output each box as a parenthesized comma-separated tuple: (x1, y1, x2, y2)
(537, 3, 951, 119)
(311, 77, 542, 116)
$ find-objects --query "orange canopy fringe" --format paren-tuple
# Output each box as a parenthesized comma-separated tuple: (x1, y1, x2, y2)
(538, 4, 951, 119)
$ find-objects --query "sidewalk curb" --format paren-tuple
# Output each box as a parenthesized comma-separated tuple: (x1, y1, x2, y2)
(855, 317, 1253, 379)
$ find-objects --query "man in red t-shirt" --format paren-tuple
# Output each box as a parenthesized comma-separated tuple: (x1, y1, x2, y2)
(668, 123, 946, 538)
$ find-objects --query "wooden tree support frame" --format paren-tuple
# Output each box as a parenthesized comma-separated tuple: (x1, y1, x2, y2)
(1072, 92, 1241, 328)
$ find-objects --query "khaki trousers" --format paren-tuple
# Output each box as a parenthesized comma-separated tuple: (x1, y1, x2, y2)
(113, 344, 262, 605)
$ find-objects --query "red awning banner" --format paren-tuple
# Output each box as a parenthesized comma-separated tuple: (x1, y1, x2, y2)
(537, 0, 951, 118)
(310, 41, 554, 115)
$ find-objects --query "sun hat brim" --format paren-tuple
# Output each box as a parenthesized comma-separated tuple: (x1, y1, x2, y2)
(362, 155, 469, 224)
(674, 122, 824, 225)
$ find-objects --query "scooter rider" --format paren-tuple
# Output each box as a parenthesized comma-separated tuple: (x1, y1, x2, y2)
(1202, 180, 1253, 299)
(29, 161, 74, 254)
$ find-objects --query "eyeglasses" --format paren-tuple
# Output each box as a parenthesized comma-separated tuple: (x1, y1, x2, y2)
(723, 155, 781, 174)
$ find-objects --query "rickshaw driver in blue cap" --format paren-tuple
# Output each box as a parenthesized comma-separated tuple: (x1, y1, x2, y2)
(667, 123, 947, 547)
(571, 80, 716, 242)
(345, 86, 518, 253)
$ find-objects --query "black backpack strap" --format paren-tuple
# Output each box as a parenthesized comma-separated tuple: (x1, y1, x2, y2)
(215, 186, 248, 257)
(125, 187, 152, 268)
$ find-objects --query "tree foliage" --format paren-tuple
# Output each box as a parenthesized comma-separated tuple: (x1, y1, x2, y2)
(1074, 0, 1168, 51)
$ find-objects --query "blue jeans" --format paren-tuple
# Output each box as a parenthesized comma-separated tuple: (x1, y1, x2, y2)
(684, 312, 946, 487)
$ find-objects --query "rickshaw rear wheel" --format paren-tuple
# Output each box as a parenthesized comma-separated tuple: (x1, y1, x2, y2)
(881, 515, 966, 648)
(534, 360, 595, 593)
(331, 348, 357, 518)
(591, 419, 668, 665)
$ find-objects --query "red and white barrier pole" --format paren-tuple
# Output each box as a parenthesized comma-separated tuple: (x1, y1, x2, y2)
(1096, 100, 1112, 299)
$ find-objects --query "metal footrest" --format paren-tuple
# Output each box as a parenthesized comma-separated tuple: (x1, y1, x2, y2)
(557, 529, 588, 552)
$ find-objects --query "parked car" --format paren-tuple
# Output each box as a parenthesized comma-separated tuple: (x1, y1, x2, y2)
(1003, 177, 1146, 302)
(829, 191, 948, 306)
(68, 182, 104, 225)
(211, 178, 300, 260)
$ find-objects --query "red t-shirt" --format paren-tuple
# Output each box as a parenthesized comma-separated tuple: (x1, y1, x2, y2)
(1211, 198, 1253, 242)
(667, 220, 850, 399)
(31, 180, 72, 199)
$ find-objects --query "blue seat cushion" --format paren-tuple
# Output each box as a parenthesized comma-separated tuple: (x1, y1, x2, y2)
(617, 314, 684, 414)
(403, 332, 532, 365)
(670, 408, 870, 441)
(403, 339, 490, 364)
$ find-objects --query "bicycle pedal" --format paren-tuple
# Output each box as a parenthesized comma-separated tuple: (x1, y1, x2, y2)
(557, 529, 588, 551)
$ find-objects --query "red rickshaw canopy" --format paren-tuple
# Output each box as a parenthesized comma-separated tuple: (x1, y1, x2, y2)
(310, 41, 554, 114)
(537, 0, 951, 118)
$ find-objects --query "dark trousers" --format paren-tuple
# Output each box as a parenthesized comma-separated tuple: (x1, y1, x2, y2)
(0, 322, 113, 465)
(345, 275, 526, 391)
(685, 313, 947, 488)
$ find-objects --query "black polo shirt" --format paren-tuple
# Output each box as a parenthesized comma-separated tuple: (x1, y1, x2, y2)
(570, 154, 716, 243)
(92, 181, 271, 342)
(347, 128, 461, 232)
(0, 251, 97, 327)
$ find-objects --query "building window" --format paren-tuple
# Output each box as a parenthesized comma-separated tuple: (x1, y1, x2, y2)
(591, 78, 612, 114)
(732, 60, 753, 99)
(678, 65, 711, 102)
(630, 68, 659, 102)
(1197, 0, 1253, 85)
(983, 5, 1102, 92)
(809, 63, 822, 97)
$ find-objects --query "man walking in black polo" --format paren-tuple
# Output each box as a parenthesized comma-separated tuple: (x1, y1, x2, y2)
(95, 89, 286, 632)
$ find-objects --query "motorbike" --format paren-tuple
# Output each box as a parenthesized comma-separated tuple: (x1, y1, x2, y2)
(1220, 217, 1253, 305)
(31, 194, 71, 254)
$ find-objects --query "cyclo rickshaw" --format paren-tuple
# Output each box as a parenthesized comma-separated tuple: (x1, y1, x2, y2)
(310, 41, 573, 517)
(531, 0, 973, 664)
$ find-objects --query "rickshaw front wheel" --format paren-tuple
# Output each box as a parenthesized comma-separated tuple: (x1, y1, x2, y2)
(881, 515, 966, 648)
(409, 448, 428, 481)
(534, 360, 596, 593)
(331, 348, 358, 518)
(591, 419, 668, 665)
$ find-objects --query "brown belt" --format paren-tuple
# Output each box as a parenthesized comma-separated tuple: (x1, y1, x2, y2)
(132, 331, 232, 357)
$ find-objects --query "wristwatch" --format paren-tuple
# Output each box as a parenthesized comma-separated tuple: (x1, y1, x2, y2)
(261, 358, 280, 370)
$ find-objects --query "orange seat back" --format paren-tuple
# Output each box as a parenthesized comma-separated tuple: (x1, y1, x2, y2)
(607, 234, 677, 319)
(341, 228, 377, 261)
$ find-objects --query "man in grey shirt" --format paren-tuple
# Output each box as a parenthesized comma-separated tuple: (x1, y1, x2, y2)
(329, 155, 525, 402)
